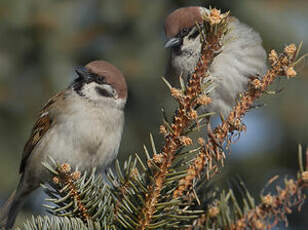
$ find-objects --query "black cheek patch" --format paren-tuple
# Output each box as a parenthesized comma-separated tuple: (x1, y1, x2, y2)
(172, 45, 182, 56)
(95, 86, 113, 97)
(188, 30, 200, 39)
(73, 81, 85, 97)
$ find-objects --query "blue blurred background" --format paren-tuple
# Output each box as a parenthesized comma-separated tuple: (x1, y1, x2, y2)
(0, 0, 307, 228)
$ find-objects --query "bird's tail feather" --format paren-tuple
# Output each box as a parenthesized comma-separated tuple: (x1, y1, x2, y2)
(0, 189, 24, 229)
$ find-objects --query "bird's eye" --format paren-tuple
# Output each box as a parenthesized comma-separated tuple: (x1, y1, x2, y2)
(91, 74, 105, 84)
(96, 78, 104, 84)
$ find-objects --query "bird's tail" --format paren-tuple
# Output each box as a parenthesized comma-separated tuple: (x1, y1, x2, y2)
(0, 189, 25, 229)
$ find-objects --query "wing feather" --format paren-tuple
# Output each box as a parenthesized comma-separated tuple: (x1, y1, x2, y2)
(19, 91, 66, 174)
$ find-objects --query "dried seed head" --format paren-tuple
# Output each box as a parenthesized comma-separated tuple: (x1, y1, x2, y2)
(284, 43, 297, 58)
(60, 163, 71, 174)
(262, 194, 274, 207)
(269, 49, 278, 64)
(131, 168, 139, 179)
(170, 87, 182, 99)
(208, 206, 220, 218)
(286, 179, 297, 193)
(204, 8, 228, 26)
(216, 131, 225, 141)
(234, 118, 242, 130)
(159, 125, 168, 135)
(52, 176, 60, 184)
(285, 67, 297, 78)
(209, 8, 222, 25)
(302, 171, 308, 183)
(188, 109, 198, 120)
(179, 136, 193, 146)
(236, 219, 246, 229)
(198, 137, 205, 146)
(254, 220, 265, 230)
(251, 79, 262, 89)
(153, 153, 164, 164)
(197, 95, 212, 105)
(71, 171, 81, 180)
(279, 190, 287, 200)
(281, 55, 289, 65)
(174, 116, 182, 122)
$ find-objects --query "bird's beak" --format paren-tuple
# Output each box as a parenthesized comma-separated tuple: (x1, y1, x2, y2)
(75, 66, 89, 80)
(164, 37, 182, 48)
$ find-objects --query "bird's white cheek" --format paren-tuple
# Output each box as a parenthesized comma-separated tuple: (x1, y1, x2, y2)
(80, 82, 102, 101)
(171, 35, 202, 79)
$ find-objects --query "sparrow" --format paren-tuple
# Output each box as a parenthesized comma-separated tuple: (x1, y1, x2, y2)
(0, 60, 127, 229)
(164, 6, 267, 116)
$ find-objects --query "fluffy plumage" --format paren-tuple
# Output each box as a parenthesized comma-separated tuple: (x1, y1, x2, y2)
(165, 7, 267, 116)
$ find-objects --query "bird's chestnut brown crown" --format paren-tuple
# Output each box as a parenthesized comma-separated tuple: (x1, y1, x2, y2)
(164, 7, 203, 39)
(74, 60, 127, 99)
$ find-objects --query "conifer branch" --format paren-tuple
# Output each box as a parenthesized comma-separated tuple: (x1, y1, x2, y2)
(229, 177, 306, 230)
(41, 158, 113, 225)
(229, 145, 308, 230)
(18, 216, 103, 230)
(136, 9, 229, 230)
(20, 7, 307, 230)
(185, 147, 308, 230)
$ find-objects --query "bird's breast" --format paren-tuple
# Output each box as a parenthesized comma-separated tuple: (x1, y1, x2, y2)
(34, 103, 124, 172)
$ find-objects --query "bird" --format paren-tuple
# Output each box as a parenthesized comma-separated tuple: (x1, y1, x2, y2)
(0, 60, 127, 229)
(164, 6, 267, 117)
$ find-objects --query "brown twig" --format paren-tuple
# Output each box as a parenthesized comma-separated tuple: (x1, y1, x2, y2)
(137, 9, 228, 230)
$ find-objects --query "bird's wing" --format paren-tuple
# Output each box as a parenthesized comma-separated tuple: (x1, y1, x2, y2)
(19, 91, 66, 174)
